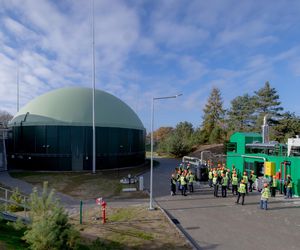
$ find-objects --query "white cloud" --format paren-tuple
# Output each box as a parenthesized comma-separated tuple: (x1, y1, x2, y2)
(1, 0, 300, 130)
(3, 17, 39, 42)
(153, 20, 209, 48)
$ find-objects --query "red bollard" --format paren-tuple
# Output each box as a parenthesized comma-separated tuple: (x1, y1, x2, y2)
(101, 200, 107, 224)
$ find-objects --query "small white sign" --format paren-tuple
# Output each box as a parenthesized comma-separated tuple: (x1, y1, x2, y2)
(96, 197, 102, 205)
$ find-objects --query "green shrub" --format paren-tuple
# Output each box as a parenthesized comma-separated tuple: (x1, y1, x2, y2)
(23, 182, 80, 250)
(8, 188, 24, 212)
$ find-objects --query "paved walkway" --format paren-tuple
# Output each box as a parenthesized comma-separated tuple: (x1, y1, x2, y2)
(0, 171, 78, 207)
(143, 158, 300, 250)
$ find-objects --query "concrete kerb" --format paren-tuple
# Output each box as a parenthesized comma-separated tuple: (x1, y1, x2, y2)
(156, 202, 201, 250)
(143, 187, 199, 250)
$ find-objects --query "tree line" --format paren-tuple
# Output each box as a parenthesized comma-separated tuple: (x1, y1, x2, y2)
(153, 82, 300, 157)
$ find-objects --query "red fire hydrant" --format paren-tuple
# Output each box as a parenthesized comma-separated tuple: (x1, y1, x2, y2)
(101, 200, 107, 224)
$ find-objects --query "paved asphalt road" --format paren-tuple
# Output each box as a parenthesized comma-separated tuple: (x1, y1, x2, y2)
(143, 158, 300, 250)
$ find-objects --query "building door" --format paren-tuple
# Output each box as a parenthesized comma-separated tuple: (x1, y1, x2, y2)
(255, 161, 264, 177)
(71, 127, 83, 171)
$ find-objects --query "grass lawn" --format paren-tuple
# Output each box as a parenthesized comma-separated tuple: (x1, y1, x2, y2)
(9, 165, 151, 200)
(0, 220, 28, 250)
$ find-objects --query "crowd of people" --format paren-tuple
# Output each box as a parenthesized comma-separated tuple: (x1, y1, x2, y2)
(170, 162, 294, 210)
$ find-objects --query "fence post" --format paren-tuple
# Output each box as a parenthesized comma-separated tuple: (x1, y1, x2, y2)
(80, 200, 83, 224)
(24, 196, 27, 217)
(5, 189, 8, 211)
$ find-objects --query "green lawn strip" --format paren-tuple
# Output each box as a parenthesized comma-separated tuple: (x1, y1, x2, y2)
(109, 208, 137, 222)
(0, 220, 28, 249)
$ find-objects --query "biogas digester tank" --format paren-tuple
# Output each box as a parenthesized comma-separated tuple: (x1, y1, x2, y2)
(7, 87, 145, 171)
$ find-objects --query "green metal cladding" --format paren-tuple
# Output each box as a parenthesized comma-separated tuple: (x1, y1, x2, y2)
(227, 132, 300, 197)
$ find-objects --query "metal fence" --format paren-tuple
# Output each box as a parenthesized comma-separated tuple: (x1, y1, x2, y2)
(0, 186, 29, 219)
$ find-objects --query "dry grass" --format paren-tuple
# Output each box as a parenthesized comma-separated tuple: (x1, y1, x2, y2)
(7, 164, 191, 249)
(70, 204, 191, 250)
(9, 166, 149, 200)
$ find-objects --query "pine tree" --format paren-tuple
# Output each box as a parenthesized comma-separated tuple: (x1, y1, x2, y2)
(254, 81, 283, 127)
(227, 94, 256, 132)
(201, 87, 225, 143)
(23, 182, 79, 250)
(272, 112, 300, 142)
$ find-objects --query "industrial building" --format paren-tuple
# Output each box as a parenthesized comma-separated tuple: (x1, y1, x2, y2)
(226, 118, 300, 197)
(6, 87, 145, 171)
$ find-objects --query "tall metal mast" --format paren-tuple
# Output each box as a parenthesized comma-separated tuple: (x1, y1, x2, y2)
(92, 0, 96, 174)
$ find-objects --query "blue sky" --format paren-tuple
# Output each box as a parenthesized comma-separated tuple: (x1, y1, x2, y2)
(1, 0, 300, 132)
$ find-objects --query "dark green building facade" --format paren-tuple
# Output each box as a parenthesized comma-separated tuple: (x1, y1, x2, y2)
(7, 87, 145, 171)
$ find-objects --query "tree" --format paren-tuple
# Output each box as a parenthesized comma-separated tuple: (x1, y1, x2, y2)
(157, 122, 194, 157)
(23, 182, 79, 250)
(0, 110, 13, 128)
(201, 87, 225, 143)
(227, 94, 256, 132)
(153, 127, 173, 141)
(254, 81, 283, 127)
(272, 112, 300, 142)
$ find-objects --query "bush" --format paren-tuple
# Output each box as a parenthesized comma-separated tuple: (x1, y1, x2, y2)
(8, 188, 24, 212)
(23, 182, 80, 250)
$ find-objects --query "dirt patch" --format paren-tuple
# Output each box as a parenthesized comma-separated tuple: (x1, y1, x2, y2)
(70, 203, 191, 250)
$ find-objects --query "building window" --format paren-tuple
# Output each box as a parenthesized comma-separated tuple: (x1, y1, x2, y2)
(227, 142, 237, 152)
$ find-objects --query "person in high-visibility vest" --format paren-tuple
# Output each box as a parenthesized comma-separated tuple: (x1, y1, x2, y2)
(286, 175, 293, 199)
(171, 174, 177, 196)
(249, 170, 256, 192)
(176, 170, 181, 192)
(270, 175, 277, 197)
(188, 171, 195, 193)
(260, 183, 271, 210)
(208, 169, 213, 188)
(231, 173, 238, 195)
(180, 173, 188, 196)
(221, 173, 228, 197)
(236, 179, 246, 205)
(213, 173, 219, 197)
(242, 172, 249, 194)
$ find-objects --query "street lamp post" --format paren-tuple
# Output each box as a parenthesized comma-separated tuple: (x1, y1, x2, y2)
(149, 94, 182, 210)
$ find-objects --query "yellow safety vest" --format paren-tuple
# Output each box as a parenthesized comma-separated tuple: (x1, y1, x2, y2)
(209, 172, 213, 179)
(238, 183, 246, 193)
(213, 177, 218, 185)
(180, 176, 186, 185)
(272, 178, 277, 187)
(232, 176, 238, 185)
(243, 175, 248, 184)
(262, 187, 271, 199)
(288, 180, 293, 188)
(189, 174, 195, 183)
(222, 176, 228, 186)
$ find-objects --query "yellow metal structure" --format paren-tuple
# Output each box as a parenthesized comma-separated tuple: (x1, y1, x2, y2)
(264, 162, 276, 176)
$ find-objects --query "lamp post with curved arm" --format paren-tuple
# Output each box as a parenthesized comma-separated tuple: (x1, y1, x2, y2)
(149, 94, 182, 210)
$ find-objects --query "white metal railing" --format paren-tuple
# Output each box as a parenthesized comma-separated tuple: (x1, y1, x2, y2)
(182, 156, 201, 166)
(0, 186, 29, 218)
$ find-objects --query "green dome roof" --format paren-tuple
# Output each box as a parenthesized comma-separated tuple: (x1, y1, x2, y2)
(9, 87, 144, 130)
